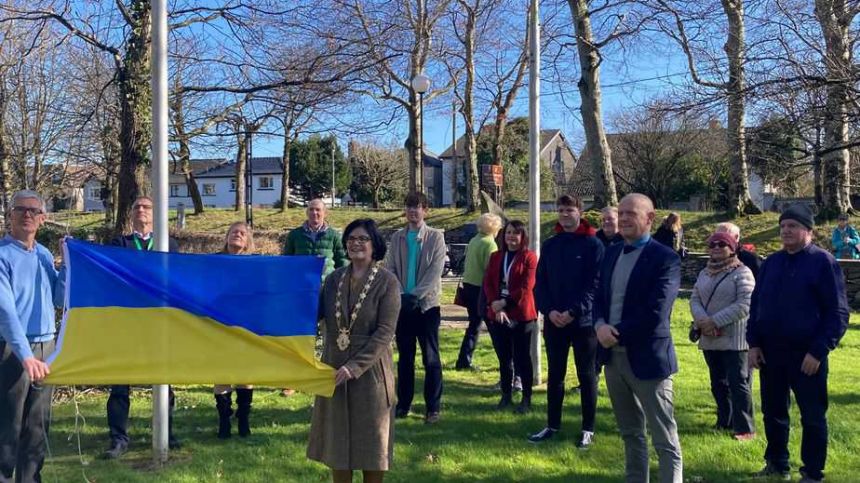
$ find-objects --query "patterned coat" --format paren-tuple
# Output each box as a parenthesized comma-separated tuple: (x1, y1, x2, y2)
(307, 265, 401, 471)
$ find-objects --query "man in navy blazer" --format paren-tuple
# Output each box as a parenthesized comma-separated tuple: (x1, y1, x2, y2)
(594, 193, 683, 483)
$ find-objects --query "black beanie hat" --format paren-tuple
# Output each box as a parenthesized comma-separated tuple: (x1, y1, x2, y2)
(779, 203, 815, 230)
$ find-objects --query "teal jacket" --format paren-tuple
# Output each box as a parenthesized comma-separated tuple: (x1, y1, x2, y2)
(832, 225, 860, 260)
(283, 224, 348, 279)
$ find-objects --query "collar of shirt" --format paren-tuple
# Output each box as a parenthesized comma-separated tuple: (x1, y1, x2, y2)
(3, 234, 35, 252)
(303, 221, 328, 234)
(624, 233, 650, 250)
(133, 231, 153, 241)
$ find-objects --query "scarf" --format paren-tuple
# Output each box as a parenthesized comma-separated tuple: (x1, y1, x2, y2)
(706, 254, 742, 276)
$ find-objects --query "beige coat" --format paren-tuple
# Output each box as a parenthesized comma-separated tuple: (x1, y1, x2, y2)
(384, 223, 446, 312)
(307, 265, 401, 471)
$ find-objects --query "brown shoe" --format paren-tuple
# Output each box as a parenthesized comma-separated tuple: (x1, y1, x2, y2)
(280, 388, 296, 397)
(733, 432, 756, 441)
(424, 412, 441, 424)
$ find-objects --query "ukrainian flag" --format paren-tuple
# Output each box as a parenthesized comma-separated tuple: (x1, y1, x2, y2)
(46, 239, 335, 396)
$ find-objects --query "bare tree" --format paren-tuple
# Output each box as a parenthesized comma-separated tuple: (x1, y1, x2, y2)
(653, 0, 761, 214)
(333, 0, 455, 194)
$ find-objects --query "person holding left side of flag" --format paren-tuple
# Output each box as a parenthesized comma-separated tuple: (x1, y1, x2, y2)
(102, 196, 181, 460)
(0, 190, 65, 483)
(308, 218, 401, 483)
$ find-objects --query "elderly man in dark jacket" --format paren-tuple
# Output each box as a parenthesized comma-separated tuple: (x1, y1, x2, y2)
(528, 195, 604, 448)
(748, 204, 849, 483)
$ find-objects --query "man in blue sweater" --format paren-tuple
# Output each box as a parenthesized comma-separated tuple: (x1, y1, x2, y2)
(748, 204, 849, 483)
(0, 190, 65, 482)
(529, 194, 604, 447)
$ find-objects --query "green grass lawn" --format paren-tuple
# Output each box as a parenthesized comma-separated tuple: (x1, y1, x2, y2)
(41, 298, 860, 482)
(50, 205, 856, 257)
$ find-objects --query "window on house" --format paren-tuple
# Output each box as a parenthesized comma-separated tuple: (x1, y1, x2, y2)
(203, 184, 216, 196)
(87, 186, 101, 200)
(169, 184, 181, 197)
(258, 176, 274, 190)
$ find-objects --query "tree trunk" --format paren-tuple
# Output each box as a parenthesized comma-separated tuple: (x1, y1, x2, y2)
(235, 129, 247, 211)
(461, 5, 480, 211)
(280, 133, 292, 212)
(100, 124, 121, 227)
(170, 87, 204, 215)
(0, 102, 9, 227)
(815, 0, 854, 218)
(114, 1, 153, 233)
(721, 0, 759, 215)
(373, 185, 382, 209)
(570, 0, 618, 208)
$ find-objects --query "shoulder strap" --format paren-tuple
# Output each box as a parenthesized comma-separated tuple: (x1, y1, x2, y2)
(703, 267, 738, 311)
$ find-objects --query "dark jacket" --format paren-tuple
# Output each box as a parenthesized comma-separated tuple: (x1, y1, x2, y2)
(748, 243, 849, 361)
(283, 225, 348, 279)
(535, 219, 604, 328)
(737, 247, 762, 280)
(653, 226, 686, 258)
(111, 233, 179, 252)
(594, 239, 682, 380)
(482, 248, 538, 323)
(596, 229, 623, 248)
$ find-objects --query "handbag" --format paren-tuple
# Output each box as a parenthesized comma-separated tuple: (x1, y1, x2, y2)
(454, 282, 468, 308)
(689, 268, 737, 342)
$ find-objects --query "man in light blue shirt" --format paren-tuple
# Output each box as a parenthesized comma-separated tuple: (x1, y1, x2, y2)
(0, 190, 65, 483)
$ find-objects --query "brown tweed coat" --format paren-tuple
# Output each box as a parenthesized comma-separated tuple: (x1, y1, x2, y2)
(307, 265, 401, 471)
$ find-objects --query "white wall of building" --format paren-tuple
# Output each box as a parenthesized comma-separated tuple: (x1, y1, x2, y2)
(170, 174, 282, 208)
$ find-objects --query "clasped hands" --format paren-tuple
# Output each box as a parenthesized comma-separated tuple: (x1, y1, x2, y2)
(748, 348, 821, 375)
(694, 316, 718, 337)
(547, 310, 574, 328)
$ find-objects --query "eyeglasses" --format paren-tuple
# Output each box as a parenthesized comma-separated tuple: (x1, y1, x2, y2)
(708, 241, 730, 249)
(12, 206, 44, 217)
(347, 235, 372, 244)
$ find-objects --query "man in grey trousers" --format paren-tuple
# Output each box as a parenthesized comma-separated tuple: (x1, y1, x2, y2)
(594, 193, 683, 483)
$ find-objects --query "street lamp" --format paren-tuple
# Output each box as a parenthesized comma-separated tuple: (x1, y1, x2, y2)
(411, 73, 431, 195)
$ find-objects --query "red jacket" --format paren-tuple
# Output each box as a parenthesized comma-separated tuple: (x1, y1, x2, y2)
(482, 248, 538, 322)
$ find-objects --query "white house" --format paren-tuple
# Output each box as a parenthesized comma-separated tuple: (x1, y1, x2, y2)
(170, 157, 284, 209)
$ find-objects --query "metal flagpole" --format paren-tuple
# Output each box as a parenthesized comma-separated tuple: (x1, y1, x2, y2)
(150, 0, 170, 464)
(528, 0, 542, 385)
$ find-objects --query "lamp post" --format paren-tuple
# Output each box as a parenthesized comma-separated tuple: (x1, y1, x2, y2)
(411, 73, 431, 195)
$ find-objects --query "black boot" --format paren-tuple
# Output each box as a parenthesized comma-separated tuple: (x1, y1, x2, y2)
(497, 393, 513, 410)
(236, 388, 253, 437)
(215, 392, 233, 439)
(514, 394, 532, 414)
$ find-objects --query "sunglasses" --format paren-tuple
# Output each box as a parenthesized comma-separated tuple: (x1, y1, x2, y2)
(12, 206, 44, 217)
(708, 241, 730, 249)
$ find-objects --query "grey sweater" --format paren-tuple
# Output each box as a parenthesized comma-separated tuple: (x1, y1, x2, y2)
(384, 223, 446, 312)
(690, 264, 755, 351)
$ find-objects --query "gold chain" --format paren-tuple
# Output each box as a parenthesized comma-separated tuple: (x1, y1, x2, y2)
(334, 263, 380, 351)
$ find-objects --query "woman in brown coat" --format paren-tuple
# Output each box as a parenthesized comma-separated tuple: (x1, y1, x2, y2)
(308, 218, 401, 483)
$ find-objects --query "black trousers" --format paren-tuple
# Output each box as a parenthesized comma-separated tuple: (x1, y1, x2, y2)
(760, 349, 829, 480)
(0, 341, 54, 483)
(396, 306, 443, 414)
(107, 385, 176, 445)
(455, 283, 483, 369)
(702, 350, 755, 434)
(543, 323, 598, 432)
(487, 320, 535, 399)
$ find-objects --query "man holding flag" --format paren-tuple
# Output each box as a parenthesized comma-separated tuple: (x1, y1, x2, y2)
(102, 196, 180, 459)
(0, 190, 65, 483)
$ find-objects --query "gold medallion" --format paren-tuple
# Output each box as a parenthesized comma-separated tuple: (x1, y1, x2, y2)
(337, 327, 351, 351)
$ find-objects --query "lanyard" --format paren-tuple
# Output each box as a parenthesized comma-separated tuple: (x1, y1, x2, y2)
(133, 236, 154, 251)
(503, 251, 516, 284)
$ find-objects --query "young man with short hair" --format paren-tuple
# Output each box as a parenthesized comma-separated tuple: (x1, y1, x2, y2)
(529, 195, 604, 448)
(385, 192, 446, 424)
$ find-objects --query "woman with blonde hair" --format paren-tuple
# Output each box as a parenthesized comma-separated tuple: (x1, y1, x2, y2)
(214, 221, 256, 438)
(455, 212, 503, 370)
